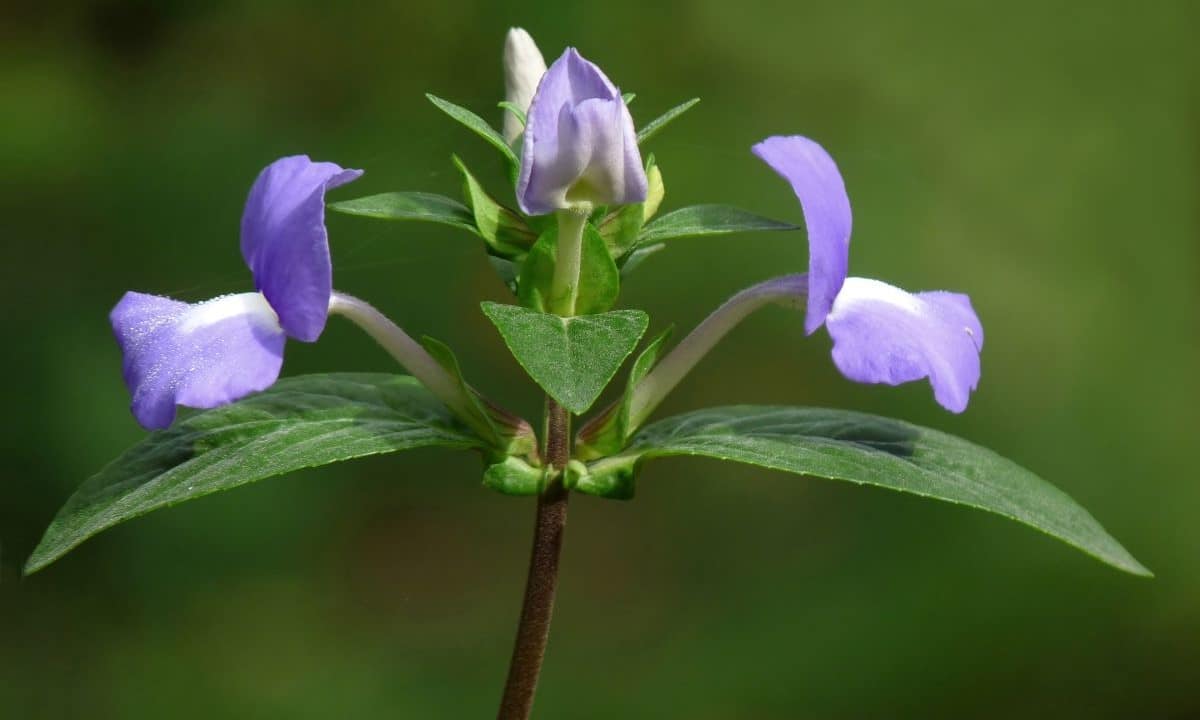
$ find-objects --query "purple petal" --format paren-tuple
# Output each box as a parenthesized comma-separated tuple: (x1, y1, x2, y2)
(111, 291, 287, 429)
(752, 136, 852, 334)
(824, 278, 983, 413)
(240, 155, 363, 342)
(517, 48, 646, 215)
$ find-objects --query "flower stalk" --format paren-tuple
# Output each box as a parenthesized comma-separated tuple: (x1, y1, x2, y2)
(625, 274, 808, 430)
(328, 292, 527, 447)
(550, 209, 589, 316)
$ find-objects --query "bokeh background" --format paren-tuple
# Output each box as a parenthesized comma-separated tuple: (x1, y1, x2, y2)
(3, 1, 1197, 717)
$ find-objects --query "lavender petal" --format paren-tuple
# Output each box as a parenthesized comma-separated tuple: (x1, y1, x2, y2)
(517, 48, 646, 215)
(240, 155, 362, 342)
(752, 135, 852, 334)
(111, 291, 287, 429)
(824, 277, 983, 413)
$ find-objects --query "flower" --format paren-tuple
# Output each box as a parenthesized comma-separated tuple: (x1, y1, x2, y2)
(753, 135, 983, 412)
(516, 48, 647, 215)
(502, 27, 547, 145)
(111, 155, 362, 429)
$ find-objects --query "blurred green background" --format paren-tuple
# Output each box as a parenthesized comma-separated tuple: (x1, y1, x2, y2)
(3, 1, 1197, 717)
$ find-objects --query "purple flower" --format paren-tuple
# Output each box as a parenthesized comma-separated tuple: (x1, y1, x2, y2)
(111, 155, 362, 429)
(516, 48, 646, 215)
(753, 135, 983, 412)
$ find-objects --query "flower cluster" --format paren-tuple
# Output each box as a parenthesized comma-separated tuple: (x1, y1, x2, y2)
(110, 28, 981, 439)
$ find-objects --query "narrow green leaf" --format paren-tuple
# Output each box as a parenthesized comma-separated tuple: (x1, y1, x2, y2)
(328, 192, 479, 235)
(618, 242, 665, 277)
(497, 100, 527, 127)
(26, 374, 484, 575)
(451, 155, 535, 255)
(418, 336, 537, 458)
(622, 92, 636, 105)
(481, 302, 649, 414)
(636, 97, 700, 144)
(639, 204, 799, 243)
(592, 406, 1150, 576)
(426, 93, 518, 166)
(517, 223, 621, 315)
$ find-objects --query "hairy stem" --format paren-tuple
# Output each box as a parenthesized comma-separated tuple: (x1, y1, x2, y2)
(550, 209, 589, 316)
(625, 274, 808, 430)
(497, 399, 570, 720)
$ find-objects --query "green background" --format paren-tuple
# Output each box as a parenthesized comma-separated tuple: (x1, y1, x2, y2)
(3, 1, 1196, 717)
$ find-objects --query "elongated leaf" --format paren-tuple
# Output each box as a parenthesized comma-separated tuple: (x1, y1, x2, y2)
(640, 204, 799, 243)
(26, 374, 484, 574)
(637, 97, 700, 144)
(426, 93, 518, 166)
(418, 336, 537, 457)
(328, 192, 479, 235)
(618, 242, 665, 276)
(452, 155, 535, 255)
(581, 406, 1149, 576)
(497, 101, 527, 128)
(481, 302, 649, 414)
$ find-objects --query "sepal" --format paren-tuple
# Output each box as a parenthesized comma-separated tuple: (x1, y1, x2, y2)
(567, 455, 638, 500)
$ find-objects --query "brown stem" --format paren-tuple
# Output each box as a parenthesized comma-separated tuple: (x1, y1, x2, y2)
(496, 399, 570, 720)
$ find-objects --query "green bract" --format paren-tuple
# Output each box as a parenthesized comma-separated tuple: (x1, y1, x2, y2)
(482, 302, 649, 415)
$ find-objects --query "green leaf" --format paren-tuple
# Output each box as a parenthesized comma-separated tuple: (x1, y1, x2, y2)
(618, 242, 665, 277)
(622, 92, 636, 105)
(328, 192, 479, 235)
(481, 302, 649, 415)
(586, 406, 1150, 576)
(639, 204, 799, 243)
(597, 156, 660, 259)
(25, 374, 485, 575)
(419, 336, 537, 458)
(426, 93, 518, 166)
(576, 325, 675, 459)
(497, 100, 527, 128)
(451, 155, 535, 255)
(636, 97, 700, 144)
(517, 223, 621, 315)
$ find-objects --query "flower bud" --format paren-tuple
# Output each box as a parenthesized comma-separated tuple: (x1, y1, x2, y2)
(516, 48, 647, 215)
(503, 28, 547, 144)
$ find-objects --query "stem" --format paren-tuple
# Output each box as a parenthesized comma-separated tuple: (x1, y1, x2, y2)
(625, 274, 808, 430)
(497, 399, 571, 720)
(550, 209, 589, 316)
(327, 292, 491, 439)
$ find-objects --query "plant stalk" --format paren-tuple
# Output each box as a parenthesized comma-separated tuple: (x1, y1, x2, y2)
(550, 209, 589, 316)
(497, 399, 571, 720)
